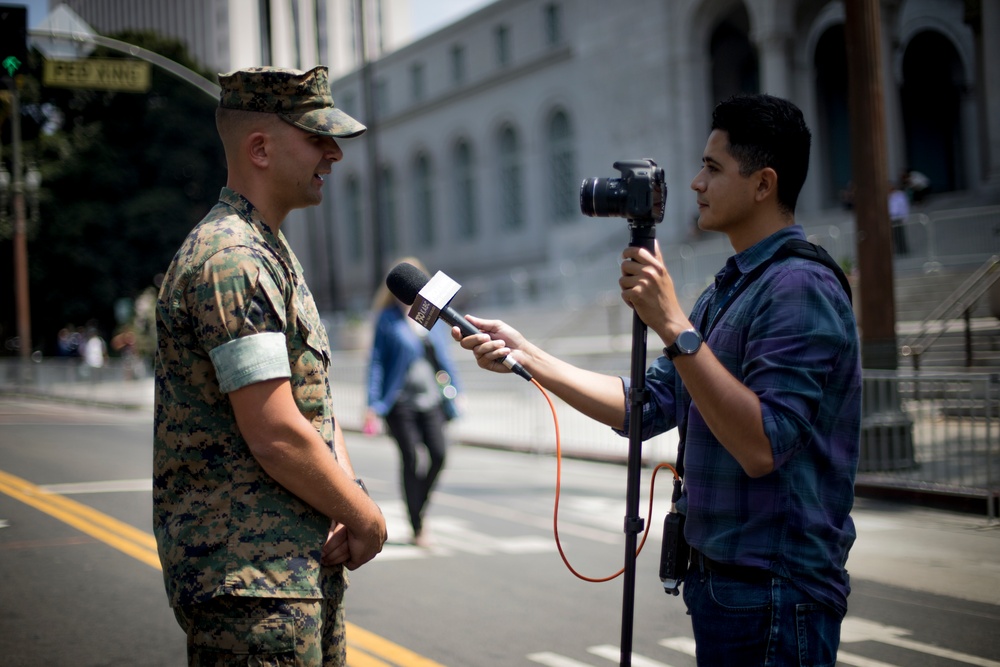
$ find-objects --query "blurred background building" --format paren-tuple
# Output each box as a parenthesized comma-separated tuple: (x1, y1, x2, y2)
(44, 0, 1000, 317)
(57, 0, 409, 76)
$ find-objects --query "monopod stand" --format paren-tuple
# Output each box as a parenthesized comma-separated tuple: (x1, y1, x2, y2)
(619, 221, 657, 667)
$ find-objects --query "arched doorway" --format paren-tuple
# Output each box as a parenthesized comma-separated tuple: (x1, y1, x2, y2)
(814, 24, 852, 208)
(901, 31, 966, 194)
(710, 5, 759, 106)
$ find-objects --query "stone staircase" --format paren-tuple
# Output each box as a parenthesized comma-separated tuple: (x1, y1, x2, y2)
(894, 267, 1000, 371)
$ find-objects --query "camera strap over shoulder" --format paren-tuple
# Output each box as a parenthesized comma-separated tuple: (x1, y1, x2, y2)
(698, 238, 851, 339)
(778, 239, 853, 302)
(677, 239, 851, 486)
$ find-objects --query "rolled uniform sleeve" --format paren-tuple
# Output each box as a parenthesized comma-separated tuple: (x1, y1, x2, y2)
(191, 245, 292, 393)
(210, 333, 291, 393)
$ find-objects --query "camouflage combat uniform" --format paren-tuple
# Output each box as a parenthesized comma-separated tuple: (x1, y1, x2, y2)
(154, 187, 347, 663)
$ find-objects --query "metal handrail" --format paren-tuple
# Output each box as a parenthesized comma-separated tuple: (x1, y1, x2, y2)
(899, 254, 1000, 364)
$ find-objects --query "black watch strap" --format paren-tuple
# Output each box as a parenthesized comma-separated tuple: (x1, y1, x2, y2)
(664, 328, 703, 360)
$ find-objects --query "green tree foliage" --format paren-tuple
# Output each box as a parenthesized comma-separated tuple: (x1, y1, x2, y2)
(0, 30, 226, 355)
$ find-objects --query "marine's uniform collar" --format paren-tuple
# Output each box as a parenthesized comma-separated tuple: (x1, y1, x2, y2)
(217, 187, 295, 278)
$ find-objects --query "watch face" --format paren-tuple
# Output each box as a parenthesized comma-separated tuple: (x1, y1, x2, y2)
(677, 330, 701, 353)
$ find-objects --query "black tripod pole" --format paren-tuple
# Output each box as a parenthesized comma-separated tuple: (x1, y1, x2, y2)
(619, 221, 656, 666)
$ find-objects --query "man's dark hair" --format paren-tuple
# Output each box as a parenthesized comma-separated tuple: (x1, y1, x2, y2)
(711, 94, 812, 215)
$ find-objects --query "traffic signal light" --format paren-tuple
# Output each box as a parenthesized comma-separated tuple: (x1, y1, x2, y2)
(0, 4, 27, 79)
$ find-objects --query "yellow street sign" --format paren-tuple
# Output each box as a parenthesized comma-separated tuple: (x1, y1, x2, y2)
(43, 58, 151, 93)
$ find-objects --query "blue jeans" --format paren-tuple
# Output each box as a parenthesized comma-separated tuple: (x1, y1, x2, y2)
(682, 567, 842, 666)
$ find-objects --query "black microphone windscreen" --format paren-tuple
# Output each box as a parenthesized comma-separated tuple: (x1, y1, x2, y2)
(385, 262, 429, 305)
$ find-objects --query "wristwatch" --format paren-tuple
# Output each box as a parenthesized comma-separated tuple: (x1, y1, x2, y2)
(354, 478, 369, 496)
(664, 328, 703, 360)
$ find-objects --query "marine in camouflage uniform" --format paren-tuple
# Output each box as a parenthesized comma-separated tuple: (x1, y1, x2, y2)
(154, 66, 384, 666)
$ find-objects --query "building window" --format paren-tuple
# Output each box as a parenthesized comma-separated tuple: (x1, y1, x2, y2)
(450, 44, 465, 85)
(410, 62, 425, 103)
(413, 153, 434, 247)
(338, 91, 356, 119)
(378, 165, 397, 254)
(315, 0, 327, 58)
(259, 0, 272, 65)
(348, 0, 357, 58)
(544, 3, 561, 46)
(289, 0, 301, 69)
(547, 110, 575, 223)
(495, 25, 510, 67)
(374, 78, 388, 118)
(376, 0, 386, 53)
(498, 125, 524, 230)
(453, 139, 477, 239)
(344, 175, 363, 258)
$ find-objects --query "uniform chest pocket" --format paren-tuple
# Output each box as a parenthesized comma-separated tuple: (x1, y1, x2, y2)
(294, 315, 330, 371)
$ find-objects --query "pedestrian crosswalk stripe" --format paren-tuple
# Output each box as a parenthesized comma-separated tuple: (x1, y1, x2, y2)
(527, 652, 596, 667)
(836, 650, 898, 667)
(527, 618, 1000, 667)
(587, 644, 674, 666)
(842, 618, 1000, 667)
(377, 506, 555, 559)
(658, 637, 695, 656)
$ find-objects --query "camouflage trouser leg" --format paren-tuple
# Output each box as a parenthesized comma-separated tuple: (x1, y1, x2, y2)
(174, 595, 346, 666)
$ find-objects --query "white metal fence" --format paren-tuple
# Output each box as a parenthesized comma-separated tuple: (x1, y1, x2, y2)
(859, 371, 1000, 517)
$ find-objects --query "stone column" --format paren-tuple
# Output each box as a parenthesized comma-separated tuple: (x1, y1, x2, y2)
(753, 10, 794, 99)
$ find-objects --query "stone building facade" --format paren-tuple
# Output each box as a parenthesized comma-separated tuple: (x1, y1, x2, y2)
(57, 0, 1000, 313)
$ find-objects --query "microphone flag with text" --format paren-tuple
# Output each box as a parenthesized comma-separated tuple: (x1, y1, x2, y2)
(385, 262, 533, 381)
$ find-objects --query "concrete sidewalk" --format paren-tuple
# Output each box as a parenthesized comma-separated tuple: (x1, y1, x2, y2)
(2, 376, 156, 410)
(848, 497, 999, 606)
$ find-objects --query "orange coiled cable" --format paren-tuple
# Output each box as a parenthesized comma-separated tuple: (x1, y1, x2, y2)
(530, 377, 679, 582)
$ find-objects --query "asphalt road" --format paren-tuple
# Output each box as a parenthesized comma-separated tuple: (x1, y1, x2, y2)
(1, 395, 999, 666)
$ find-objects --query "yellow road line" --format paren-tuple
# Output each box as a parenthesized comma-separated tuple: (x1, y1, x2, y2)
(0, 467, 447, 667)
(346, 645, 395, 666)
(0, 468, 161, 568)
(347, 624, 448, 667)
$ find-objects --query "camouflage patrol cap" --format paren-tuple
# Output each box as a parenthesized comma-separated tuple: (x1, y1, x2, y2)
(218, 66, 366, 138)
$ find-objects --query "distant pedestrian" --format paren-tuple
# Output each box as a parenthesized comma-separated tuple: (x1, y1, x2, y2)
(365, 257, 461, 547)
(81, 327, 106, 378)
(903, 169, 931, 203)
(888, 181, 910, 255)
(56, 327, 77, 357)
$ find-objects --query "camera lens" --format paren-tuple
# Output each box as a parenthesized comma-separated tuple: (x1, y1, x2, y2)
(580, 177, 626, 218)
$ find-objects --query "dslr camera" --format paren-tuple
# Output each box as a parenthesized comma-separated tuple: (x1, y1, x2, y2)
(580, 158, 666, 224)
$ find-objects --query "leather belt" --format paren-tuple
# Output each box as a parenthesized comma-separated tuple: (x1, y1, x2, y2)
(690, 549, 773, 583)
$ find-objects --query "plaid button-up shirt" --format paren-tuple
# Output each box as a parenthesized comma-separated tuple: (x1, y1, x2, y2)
(623, 224, 861, 616)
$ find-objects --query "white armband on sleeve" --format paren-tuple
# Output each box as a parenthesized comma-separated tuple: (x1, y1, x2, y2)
(209, 332, 291, 394)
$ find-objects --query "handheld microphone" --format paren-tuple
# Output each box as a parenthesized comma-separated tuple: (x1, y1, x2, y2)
(386, 263, 533, 381)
